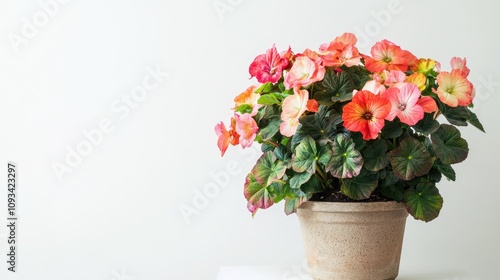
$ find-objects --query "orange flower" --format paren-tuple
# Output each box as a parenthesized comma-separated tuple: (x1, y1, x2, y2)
(342, 90, 391, 140)
(233, 85, 262, 116)
(318, 32, 362, 67)
(363, 40, 417, 73)
(406, 73, 427, 91)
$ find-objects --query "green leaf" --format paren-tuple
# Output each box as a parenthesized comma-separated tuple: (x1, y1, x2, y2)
(255, 104, 280, 123)
(341, 169, 379, 200)
(326, 134, 363, 178)
(362, 139, 389, 171)
(435, 160, 456, 181)
(467, 109, 485, 132)
(252, 152, 287, 186)
(258, 118, 281, 140)
(381, 119, 404, 139)
(244, 173, 275, 210)
(413, 113, 440, 135)
(290, 172, 312, 189)
(349, 131, 366, 150)
(284, 195, 310, 215)
(381, 172, 404, 201)
(440, 105, 469, 126)
(389, 137, 434, 180)
(431, 124, 469, 164)
(274, 145, 292, 164)
(404, 183, 443, 222)
(255, 82, 273, 94)
(257, 93, 281, 105)
(234, 104, 253, 114)
(291, 106, 342, 149)
(314, 70, 355, 105)
(341, 65, 372, 89)
(292, 136, 318, 174)
(300, 174, 323, 194)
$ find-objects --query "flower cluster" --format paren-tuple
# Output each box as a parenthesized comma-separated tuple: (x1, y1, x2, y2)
(215, 33, 484, 222)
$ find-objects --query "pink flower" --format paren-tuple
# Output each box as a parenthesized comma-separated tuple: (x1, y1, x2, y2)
(363, 40, 418, 73)
(318, 33, 362, 67)
(362, 80, 386, 95)
(234, 113, 258, 148)
(383, 83, 425, 126)
(249, 44, 289, 84)
(284, 55, 325, 89)
(433, 71, 473, 107)
(215, 118, 239, 156)
(280, 88, 309, 137)
(450, 57, 470, 77)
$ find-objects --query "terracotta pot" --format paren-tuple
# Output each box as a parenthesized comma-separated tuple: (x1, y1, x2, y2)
(296, 201, 408, 280)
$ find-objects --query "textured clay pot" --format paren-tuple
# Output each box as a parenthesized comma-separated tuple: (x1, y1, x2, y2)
(296, 201, 408, 280)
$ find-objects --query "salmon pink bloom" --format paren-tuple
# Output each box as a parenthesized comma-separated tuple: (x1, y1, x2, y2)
(342, 90, 391, 140)
(284, 56, 325, 89)
(383, 83, 425, 126)
(215, 117, 239, 156)
(433, 71, 473, 107)
(235, 113, 258, 148)
(450, 57, 470, 77)
(249, 44, 289, 84)
(280, 88, 309, 137)
(363, 40, 418, 73)
(233, 85, 262, 116)
(318, 32, 362, 67)
(362, 80, 386, 95)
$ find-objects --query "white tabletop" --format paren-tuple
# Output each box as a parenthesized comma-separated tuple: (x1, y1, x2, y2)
(216, 266, 479, 280)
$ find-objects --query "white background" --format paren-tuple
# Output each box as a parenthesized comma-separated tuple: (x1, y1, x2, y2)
(0, 0, 498, 279)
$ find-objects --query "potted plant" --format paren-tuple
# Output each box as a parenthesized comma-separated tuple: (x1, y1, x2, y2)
(214, 33, 484, 279)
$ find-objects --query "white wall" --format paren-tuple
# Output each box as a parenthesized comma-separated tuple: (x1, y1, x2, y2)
(0, 0, 498, 279)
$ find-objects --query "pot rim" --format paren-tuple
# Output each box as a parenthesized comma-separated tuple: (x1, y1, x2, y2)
(298, 200, 407, 213)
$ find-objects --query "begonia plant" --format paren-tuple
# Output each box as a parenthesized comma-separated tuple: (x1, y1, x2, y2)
(215, 33, 484, 222)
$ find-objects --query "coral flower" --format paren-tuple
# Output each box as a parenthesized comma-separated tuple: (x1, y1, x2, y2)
(249, 44, 289, 84)
(318, 32, 362, 67)
(383, 83, 425, 126)
(284, 55, 325, 89)
(450, 57, 470, 77)
(233, 85, 262, 116)
(362, 80, 386, 95)
(215, 117, 239, 156)
(433, 71, 473, 107)
(342, 90, 391, 140)
(280, 88, 309, 137)
(363, 40, 418, 73)
(235, 113, 259, 148)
